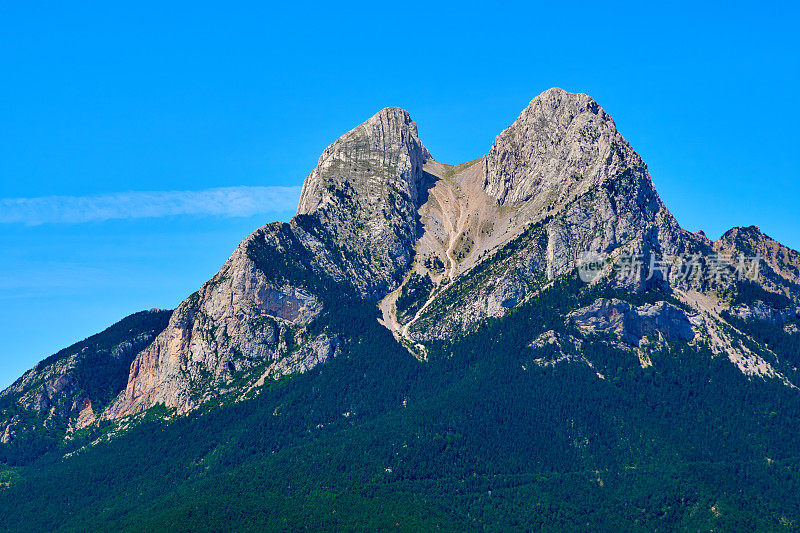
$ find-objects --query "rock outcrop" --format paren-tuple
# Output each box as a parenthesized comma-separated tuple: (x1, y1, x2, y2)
(569, 298, 698, 347)
(729, 300, 799, 324)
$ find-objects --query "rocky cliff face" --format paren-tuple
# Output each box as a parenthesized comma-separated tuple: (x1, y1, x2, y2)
(0, 310, 170, 444)
(569, 298, 699, 347)
(296, 107, 432, 298)
(102, 226, 335, 419)
(729, 300, 799, 324)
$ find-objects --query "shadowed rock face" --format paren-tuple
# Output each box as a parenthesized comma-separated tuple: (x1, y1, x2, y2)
(0, 310, 171, 443)
(570, 298, 698, 347)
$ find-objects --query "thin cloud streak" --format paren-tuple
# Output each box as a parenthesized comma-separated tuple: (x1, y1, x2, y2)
(0, 186, 303, 225)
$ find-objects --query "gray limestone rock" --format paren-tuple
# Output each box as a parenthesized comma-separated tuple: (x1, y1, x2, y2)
(569, 298, 697, 346)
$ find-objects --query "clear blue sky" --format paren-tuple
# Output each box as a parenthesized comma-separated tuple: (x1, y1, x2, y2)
(1, 1, 798, 387)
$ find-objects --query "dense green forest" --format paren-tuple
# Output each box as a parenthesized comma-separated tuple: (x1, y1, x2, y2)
(1, 272, 799, 531)
(396, 272, 434, 324)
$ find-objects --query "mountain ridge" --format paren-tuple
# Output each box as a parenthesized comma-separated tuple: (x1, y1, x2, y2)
(97, 86, 800, 417)
(2, 87, 799, 443)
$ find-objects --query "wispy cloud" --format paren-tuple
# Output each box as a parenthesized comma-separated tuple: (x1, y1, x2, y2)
(0, 186, 303, 225)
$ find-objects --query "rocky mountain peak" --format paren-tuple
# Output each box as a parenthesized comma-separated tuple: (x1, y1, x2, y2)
(715, 225, 800, 293)
(290, 106, 432, 299)
(483, 87, 645, 207)
(718, 225, 763, 243)
(297, 106, 431, 215)
(520, 87, 605, 125)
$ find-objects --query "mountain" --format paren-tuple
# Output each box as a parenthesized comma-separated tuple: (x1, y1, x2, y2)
(2, 88, 799, 530)
(97, 87, 799, 417)
(714, 225, 800, 296)
(0, 310, 170, 461)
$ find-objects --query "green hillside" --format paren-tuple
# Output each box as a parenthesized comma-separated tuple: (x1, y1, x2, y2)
(2, 275, 798, 531)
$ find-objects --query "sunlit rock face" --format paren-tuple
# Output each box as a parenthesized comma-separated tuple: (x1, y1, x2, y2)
(296, 106, 432, 298)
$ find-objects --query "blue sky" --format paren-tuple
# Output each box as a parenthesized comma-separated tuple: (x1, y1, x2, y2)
(0, 1, 798, 387)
